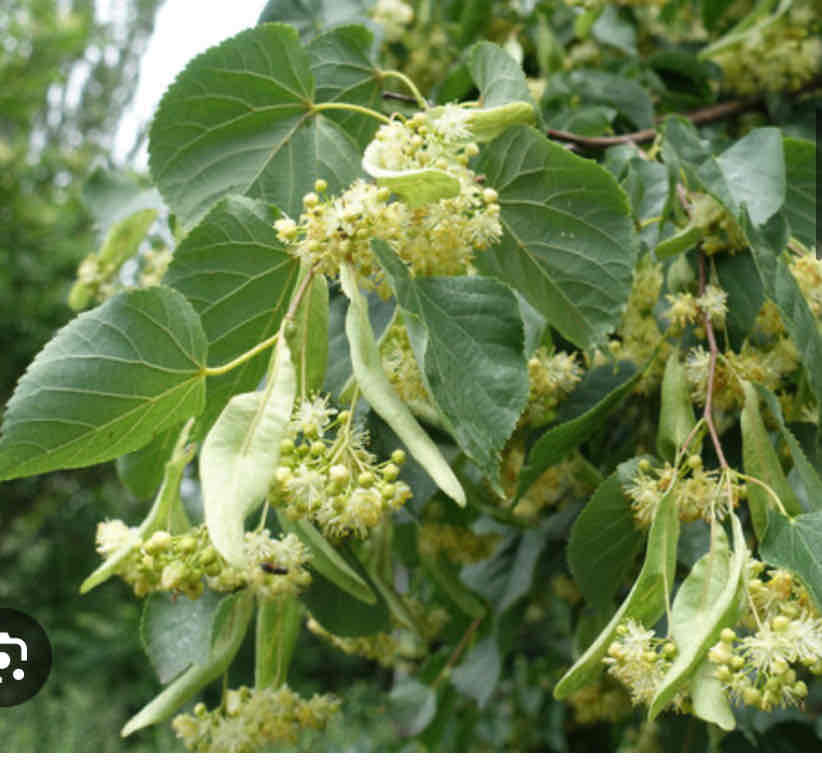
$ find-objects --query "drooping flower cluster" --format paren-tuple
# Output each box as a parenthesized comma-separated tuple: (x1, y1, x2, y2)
(306, 616, 400, 668)
(306, 598, 449, 667)
(269, 394, 412, 539)
(93, 521, 311, 601)
(625, 458, 744, 527)
(684, 339, 799, 412)
(708, 1, 822, 95)
(603, 619, 680, 707)
(417, 521, 501, 564)
(207, 530, 312, 601)
(381, 319, 430, 405)
(566, 677, 634, 725)
(172, 685, 340, 752)
(709, 561, 822, 711)
(371, 0, 414, 41)
(521, 347, 584, 427)
(789, 246, 822, 318)
(611, 255, 667, 391)
(274, 106, 502, 297)
(500, 438, 595, 521)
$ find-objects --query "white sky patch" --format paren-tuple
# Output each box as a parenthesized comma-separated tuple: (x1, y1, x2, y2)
(111, 0, 264, 167)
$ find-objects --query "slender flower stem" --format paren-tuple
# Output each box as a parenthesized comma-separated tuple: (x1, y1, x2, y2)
(203, 332, 281, 377)
(379, 69, 428, 109)
(699, 253, 730, 470)
(203, 266, 318, 378)
(313, 101, 390, 124)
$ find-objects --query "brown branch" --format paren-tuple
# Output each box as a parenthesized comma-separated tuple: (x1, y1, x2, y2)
(545, 75, 822, 149)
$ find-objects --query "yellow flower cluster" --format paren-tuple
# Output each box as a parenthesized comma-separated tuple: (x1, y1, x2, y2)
(710, 561, 822, 711)
(709, 1, 822, 95)
(625, 459, 744, 527)
(93, 521, 311, 601)
(172, 685, 340, 752)
(274, 107, 502, 297)
(306, 617, 400, 668)
(522, 347, 584, 427)
(269, 395, 411, 539)
(417, 521, 501, 564)
(566, 677, 633, 725)
(381, 319, 430, 405)
(604, 619, 680, 707)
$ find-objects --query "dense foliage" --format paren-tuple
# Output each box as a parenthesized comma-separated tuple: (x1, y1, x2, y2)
(0, 0, 176, 751)
(2, 0, 820, 753)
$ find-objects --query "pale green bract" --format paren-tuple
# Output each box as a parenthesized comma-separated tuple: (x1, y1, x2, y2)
(361, 156, 461, 207)
(648, 513, 748, 723)
(200, 336, 298, 567)
(340, 262, 466, 507)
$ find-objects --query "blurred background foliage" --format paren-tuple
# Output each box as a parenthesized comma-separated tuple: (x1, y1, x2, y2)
(0, 0, 174, 750)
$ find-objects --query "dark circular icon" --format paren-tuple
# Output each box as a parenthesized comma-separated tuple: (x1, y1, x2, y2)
(0, 608, 52, 707)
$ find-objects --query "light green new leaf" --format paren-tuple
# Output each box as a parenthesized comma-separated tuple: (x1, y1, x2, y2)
(200, 336, 297, 566)
(476, 126, 637, 350)
(468, 41, 533, 106)
(760, 509, 822, 613)
(390, 679, 438, 738)
(657, 353, 698, 464)
(340, 262, 465, 506)
(568, 471, 644, 610)
(122, 588, 254, 737)
(164, 195, 299, 438)
(277, 513, 376, 605)
(697, 128, 786, 227)
(373, 240, 528, 487)
(148, 24, 362, 226)
(70, 208, 158, 311)
(783, 137, 817, 248)
(741, 379, 802, 540)
(81, 420, 196, 594)
(554, 492, 679, 699)
(0, 286, 207, 481)
(648, 513, 747, 721)
(141, 588, 223, 685)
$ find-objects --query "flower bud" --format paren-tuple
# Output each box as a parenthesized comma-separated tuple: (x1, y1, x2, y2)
(144, 530, 172, 553)
(771, 615, 790, 632)
(720, 627, 736, 644)
(178, 535, 198, 553)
